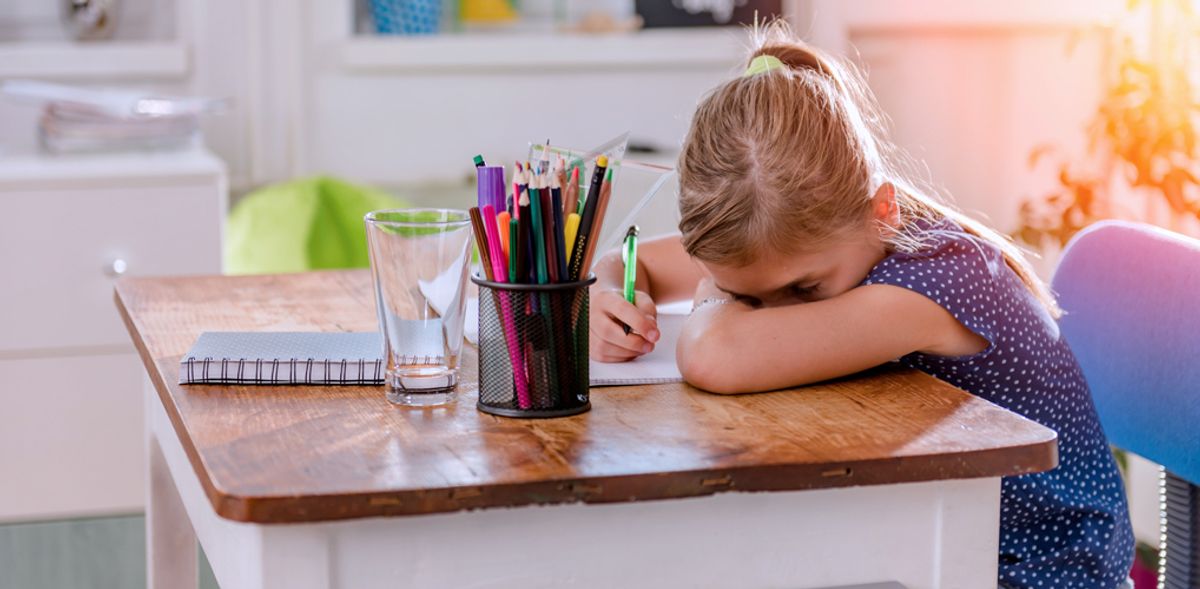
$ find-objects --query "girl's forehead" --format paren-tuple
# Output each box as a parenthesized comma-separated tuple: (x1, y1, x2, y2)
(703, 250, 829, 293)
(701, 236, 881, 297)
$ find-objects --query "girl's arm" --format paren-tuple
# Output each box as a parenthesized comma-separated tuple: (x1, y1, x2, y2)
(677, 280, 988, 393)
(590, 234, 704, 362)
(591, 233, 703, 303)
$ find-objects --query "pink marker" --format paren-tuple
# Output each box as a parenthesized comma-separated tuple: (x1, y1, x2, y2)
(481, 205, 531, 409)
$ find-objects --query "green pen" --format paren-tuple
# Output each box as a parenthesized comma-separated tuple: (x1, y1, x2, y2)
(622, 225, 639, 335)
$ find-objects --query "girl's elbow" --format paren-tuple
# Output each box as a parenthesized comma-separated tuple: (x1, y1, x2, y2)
(677, 329, 746, 395)
(686, 370, 745, 395)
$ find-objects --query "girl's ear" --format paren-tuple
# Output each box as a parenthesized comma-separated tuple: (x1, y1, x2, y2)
(871, 182, 900, 228)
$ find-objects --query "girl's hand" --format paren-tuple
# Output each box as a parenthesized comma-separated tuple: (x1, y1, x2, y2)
(589, 288, 661, 362)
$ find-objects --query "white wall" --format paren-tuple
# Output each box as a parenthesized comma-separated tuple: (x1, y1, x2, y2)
(808, 0, 1116, 251)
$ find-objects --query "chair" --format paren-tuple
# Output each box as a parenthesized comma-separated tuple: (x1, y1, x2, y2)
(224, 176, 407, 274)
(1052, 220, 1200, 589)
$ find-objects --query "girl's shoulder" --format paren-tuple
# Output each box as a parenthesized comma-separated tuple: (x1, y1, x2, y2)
(869, 218, 1004, 281)
(862, 218, 1017, 350)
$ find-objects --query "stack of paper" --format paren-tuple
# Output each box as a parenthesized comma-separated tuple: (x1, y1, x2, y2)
(1, 80, 228, 154)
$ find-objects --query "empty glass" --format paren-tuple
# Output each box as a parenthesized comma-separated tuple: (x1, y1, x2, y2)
(365, 209, 472, 406)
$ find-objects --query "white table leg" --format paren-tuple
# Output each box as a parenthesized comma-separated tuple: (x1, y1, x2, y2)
(146, 381, 198, 589)
(145, 378, 332, 589)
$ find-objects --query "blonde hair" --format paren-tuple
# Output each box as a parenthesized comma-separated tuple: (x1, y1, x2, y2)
(678, 21, 1060, 316)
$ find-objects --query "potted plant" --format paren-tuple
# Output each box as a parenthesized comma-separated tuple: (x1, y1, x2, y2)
(1017, 0, 1200, 250)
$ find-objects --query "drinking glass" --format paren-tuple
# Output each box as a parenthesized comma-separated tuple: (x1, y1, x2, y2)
(365, 209, 472, 406)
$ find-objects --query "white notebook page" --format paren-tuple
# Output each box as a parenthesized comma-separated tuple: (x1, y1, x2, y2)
(589, 313, 686, 386)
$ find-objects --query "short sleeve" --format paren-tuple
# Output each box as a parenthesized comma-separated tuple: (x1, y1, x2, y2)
(862, 230, 1005, 350)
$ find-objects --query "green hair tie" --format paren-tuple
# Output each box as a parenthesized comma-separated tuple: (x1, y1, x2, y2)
(743, 54, 785, 77)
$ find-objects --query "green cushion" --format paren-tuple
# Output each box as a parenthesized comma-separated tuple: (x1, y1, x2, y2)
(224, 176, 407, 275)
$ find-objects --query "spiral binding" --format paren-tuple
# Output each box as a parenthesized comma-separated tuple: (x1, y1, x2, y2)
(180, 356, 404, 385)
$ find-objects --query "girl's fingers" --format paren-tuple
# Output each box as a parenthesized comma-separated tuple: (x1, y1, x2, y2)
(591, 317, 653, 355)
(595, 352, 638, 363)
(632, 291, 660, 343)
(605, 295, 659, 341)
(589, 339, 638, 362)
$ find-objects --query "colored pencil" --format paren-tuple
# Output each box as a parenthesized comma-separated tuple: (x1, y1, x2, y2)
(549, 167, 564, 241)
(578, 155, 606, 215)
(513, 163, 527, 219)
(516, 192, 531, 284)
(585, 155, 607, 208)
(554, 156, 567, 199)
(567, 156, 608, 280)
(550, 176, 569, 280)
(564, 165, 579, 217)
(528, 178, 548, 286)
(508, 217, 519, 284)
(564, 212, 581, 261)
(539, 177, 560, 284)
(539, 139, 551, 173)
(578, 166, 614, 279)
(468, 207, 493, 280)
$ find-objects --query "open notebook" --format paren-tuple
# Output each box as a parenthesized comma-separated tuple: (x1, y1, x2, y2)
(180, 310, 685, 387)
(588, 313, 685, 386)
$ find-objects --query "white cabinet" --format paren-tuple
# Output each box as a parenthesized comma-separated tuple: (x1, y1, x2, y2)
(0, 147, 226, 522)
(0, 353, 147, 521)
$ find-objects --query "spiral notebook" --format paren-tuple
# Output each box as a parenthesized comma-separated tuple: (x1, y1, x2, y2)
(179, 330, 440, 385)
(180, 314, 684, 387)
(588, 313, 685, 386)
(180, 332, 387, 385)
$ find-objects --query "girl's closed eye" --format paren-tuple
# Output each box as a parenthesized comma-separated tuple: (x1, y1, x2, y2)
(790, 283, 820, 300)
(734, 294, 763, 308)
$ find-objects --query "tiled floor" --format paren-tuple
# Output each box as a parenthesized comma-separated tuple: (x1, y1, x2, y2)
(0, 514, 218, 589)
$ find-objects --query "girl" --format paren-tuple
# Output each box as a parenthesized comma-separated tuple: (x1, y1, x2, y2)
(589, 22, 1134, 589)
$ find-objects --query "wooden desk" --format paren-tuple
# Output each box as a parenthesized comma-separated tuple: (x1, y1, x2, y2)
(116, 270, 1057, 589)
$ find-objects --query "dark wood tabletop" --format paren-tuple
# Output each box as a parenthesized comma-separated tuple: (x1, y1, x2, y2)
(115, 270, 1057, 524)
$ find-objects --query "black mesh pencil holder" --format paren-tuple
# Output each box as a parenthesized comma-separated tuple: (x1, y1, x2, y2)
(472, 274, 595, 418)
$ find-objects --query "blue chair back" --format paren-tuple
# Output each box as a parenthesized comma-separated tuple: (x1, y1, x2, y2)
(1051, 220, 1200, 484)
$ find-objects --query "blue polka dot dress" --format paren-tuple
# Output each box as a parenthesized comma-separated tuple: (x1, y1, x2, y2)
(861, 221, 1134, 589)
